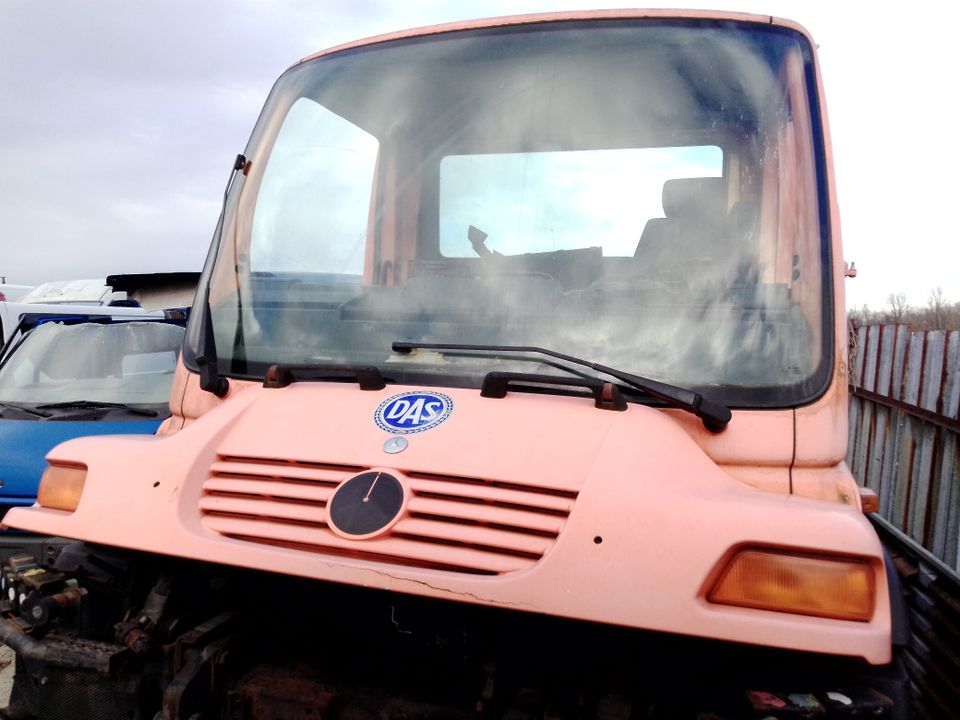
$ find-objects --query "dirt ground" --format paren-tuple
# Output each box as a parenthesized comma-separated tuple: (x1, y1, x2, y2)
(0, 645, 13, 708)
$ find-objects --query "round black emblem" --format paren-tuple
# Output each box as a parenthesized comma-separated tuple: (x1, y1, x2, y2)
(328, 471, 405, 538)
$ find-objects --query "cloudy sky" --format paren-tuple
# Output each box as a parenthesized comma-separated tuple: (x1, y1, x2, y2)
(1, 1, 956, 310)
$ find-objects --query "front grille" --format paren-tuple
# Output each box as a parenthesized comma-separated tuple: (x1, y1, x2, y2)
(200, 455, 578, 575)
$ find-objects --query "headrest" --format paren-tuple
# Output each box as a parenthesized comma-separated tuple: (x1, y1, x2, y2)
(662, 177, 726, 219)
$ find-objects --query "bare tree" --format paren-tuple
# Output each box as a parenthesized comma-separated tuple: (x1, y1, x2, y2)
(927, 287, 947, 330)
(850, 289, 959, 331)
(887, 292, 908, 322)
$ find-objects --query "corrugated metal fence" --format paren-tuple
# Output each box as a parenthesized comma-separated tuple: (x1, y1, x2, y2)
(848, 325, 960, 719)
(847, 325, 960, 569)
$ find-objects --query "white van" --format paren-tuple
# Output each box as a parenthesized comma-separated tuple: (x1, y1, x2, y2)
(0, 284, 33, 303)
(0, 301, 156, 346)
(15, 279, 119, 305)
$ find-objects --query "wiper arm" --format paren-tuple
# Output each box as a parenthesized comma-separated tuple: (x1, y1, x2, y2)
(196, 284, 229, 398)
(196, 153, 247, 399)
(392, 341, 731, 432)
(35, 401, 159, 417)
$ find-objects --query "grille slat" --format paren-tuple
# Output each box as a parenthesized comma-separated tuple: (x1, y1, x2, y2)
(200, 455, 577, 575)
(405, 497, 565, 535)
(211, 460, 349, 485)
(406, 476, 575, 514)
(201, 515, 532, 574)
(204, 478, 336, 505)
(393, 518, 553, 556)
(200, 495, 327, 524)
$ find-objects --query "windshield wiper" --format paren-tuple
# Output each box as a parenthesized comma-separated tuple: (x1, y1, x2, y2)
(391, 341, 731, 432)
(196, 284, 229, 398)
(0, 401, 52, 418)
(196, 153, 247, 399)
(35, 401, 159, 417)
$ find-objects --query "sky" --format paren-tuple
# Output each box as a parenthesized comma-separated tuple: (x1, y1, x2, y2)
(1, 0, 957, 310)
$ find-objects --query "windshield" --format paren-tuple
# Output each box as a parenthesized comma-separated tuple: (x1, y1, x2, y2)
(0, 321, 184, 407)
(187, 19, 831, 407)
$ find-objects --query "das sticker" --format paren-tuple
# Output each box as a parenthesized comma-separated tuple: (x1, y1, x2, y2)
(375, 391, 453, 434)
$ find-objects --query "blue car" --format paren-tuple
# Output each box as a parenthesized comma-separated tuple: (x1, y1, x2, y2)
(0, 314, 185, 563)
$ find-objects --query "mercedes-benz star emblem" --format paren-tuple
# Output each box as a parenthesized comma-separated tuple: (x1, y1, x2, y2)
(383, 436, 408, 454)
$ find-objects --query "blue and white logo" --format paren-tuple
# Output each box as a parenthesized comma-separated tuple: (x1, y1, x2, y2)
(375, 391, 454, 434)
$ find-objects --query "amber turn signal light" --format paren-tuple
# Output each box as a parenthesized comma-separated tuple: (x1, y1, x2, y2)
(37, 463, 87, 511)
(859, 486, 879, 514)
(708, 549, 875, 622)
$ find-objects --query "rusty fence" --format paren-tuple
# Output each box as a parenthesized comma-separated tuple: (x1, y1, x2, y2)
(847, 325, 960, 569)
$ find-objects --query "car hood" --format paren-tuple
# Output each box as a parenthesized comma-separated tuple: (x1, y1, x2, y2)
(0, 418, 163, 500)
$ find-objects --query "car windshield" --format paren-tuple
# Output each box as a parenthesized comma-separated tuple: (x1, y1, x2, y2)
(0, 321, 184, 407)
(187, 18, 831, 407)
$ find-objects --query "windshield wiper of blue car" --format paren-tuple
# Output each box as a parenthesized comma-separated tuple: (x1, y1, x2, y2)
(0, 401, 52, 419)
(35, 401, 160, 417)
(391, 341, 731, 432)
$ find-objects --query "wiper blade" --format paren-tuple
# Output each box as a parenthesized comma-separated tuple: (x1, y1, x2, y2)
(0, 401, 52, 418)
(392, 342, 731, 432)
(35, 401, 159, 417)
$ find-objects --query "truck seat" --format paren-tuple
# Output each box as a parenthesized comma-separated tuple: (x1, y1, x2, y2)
(633, 177, 726, 275)
(634, 178, 760, 290)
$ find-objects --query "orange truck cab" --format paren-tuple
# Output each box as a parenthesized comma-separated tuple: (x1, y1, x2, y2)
(1, 11, 909, 720)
